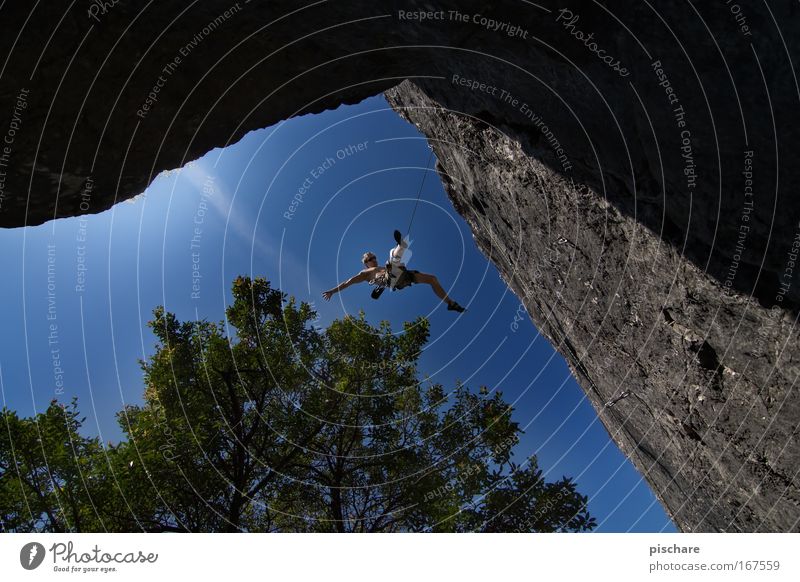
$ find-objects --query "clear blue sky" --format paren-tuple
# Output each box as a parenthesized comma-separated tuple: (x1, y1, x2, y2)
(0, 94, 675, 532)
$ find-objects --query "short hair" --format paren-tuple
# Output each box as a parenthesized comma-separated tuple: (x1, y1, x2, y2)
(362, 252, 376, 264)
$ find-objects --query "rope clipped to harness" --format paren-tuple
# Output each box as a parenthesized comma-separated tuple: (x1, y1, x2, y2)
(370, 146, 435, 299)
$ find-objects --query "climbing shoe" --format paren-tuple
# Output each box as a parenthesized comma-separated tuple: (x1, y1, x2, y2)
(447, 301, 465, 313)
(394, 229, 403, 245)
(371, 287, 385, 300)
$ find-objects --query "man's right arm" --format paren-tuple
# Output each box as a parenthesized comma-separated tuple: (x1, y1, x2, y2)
(339, 270, 370, 291)
(323, 269, 371, 300)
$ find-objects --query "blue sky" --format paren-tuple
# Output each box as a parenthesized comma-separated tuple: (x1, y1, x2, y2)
(0, 94, 675, 532)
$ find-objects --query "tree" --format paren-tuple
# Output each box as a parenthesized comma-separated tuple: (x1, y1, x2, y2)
(0, 399, 116, 532)
(0, 276, 595, 533)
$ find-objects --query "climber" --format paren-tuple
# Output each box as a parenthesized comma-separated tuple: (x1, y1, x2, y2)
(322, 230, 466, 312)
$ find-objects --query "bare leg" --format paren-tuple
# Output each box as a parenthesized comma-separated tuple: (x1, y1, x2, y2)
(415, 272, 454, 304)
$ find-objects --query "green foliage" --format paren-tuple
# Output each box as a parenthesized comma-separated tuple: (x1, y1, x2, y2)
(0, 399, 115, 532)
(0, 276, 596, 533)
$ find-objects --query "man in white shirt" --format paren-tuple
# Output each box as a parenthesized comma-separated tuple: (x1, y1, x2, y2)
(322, 230, 465, 312)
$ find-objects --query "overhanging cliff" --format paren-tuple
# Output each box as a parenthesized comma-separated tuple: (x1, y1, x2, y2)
(1, 1, 798, 531)
(386, 80, 799, 532)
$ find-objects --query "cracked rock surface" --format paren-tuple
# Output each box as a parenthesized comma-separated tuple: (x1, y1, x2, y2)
(386, 80, 799, 532)
(2, 1, 798, 531)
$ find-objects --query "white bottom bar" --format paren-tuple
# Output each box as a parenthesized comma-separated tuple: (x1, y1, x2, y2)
(3, 533, 798, 581)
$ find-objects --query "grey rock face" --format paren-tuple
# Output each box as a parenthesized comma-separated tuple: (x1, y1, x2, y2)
(386, 81, 799, 532)
(1, 1, 798, 530)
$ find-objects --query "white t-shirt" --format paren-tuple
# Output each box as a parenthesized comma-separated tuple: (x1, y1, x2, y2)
(386, 240, 408, 288)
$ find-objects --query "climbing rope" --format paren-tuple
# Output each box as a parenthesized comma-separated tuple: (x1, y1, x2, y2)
(370, 145, 435, 301)
(406, 145, 436, 238)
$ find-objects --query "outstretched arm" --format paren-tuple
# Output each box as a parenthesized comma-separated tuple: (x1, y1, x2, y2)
(322, 270, 370, 300)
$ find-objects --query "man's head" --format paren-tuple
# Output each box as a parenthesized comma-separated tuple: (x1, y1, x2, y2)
(362, 252, 378, 268)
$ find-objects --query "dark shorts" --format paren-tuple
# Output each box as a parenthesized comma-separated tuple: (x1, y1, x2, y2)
(394, 269, 420, 290)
